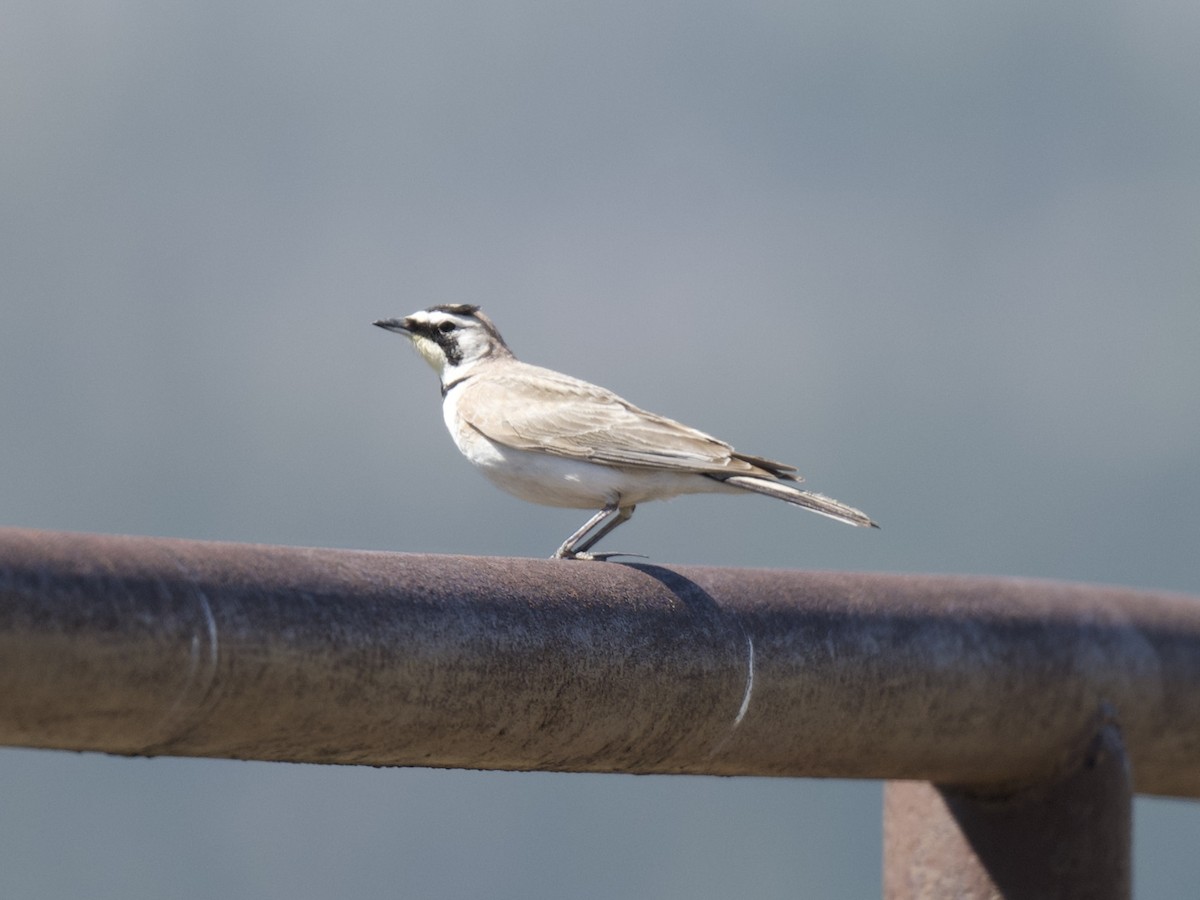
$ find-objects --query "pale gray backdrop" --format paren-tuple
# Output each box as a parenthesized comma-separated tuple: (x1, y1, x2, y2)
(3, 2, 1198, 897)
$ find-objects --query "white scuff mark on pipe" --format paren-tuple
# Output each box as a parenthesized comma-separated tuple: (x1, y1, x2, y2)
(144, 573, 221, 752)
(709, 628, 755, 758)
(732, 632, 755, 728)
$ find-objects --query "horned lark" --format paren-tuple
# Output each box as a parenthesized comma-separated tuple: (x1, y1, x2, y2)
(375, 305, 877, 559)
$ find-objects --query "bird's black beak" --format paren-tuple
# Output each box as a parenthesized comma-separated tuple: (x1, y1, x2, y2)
(374, 318, 412, 334)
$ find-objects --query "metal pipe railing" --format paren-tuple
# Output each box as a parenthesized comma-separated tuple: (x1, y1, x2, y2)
(2, 527, 1198, 899)
(1, 527, 1198, 793)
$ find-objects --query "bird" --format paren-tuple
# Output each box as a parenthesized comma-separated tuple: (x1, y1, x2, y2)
(374, 305, 877, 559)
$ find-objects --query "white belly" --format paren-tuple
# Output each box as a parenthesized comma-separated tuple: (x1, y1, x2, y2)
(442, 397, 733, 509)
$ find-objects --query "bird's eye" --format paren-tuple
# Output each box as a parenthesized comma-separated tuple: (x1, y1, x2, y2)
(438, 321, 457, 334)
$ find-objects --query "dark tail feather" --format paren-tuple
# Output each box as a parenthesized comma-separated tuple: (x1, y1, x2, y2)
(723, 475, 879, 528)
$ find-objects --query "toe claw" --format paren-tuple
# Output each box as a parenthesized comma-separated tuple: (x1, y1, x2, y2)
(552, 548, 646, 561)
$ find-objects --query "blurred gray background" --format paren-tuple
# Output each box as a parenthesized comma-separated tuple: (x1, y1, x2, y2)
(3, 1, 1198, 897)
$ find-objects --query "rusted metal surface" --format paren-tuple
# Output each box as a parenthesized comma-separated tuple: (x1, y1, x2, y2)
(884, 721, 1132, 899)
(1, 527, 1199, 797)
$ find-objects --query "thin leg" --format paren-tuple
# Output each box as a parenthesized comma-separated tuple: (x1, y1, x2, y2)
(574, 505, 635, 555)
(553, 504, 636, 560)
(553, 507, 616, 559)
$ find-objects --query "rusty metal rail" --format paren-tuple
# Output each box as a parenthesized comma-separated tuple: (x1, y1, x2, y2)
(2, 527, 1198, 898)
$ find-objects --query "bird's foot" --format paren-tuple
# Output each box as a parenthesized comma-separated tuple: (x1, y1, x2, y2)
(552, 550, 648, 561)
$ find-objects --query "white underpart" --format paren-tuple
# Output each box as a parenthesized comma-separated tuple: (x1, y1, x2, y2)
(442, 384, 742, 509)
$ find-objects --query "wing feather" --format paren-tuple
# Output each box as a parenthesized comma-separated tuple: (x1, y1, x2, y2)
(457, 363, 801, 480)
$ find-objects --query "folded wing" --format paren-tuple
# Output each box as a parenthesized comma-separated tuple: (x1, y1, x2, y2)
(458, 363, 802, 481)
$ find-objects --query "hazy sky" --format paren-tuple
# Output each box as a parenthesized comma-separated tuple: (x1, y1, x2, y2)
(3, 2, 1199, 897)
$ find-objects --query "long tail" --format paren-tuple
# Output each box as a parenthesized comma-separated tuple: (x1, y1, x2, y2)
(722, 475, 879, 528)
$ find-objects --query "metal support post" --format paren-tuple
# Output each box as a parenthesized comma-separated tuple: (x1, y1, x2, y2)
(884, 719, 1131, 899)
